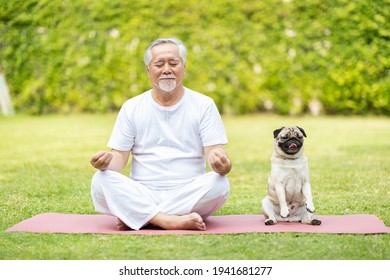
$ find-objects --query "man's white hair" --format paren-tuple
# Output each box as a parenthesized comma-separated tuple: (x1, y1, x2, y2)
(144, 38, 187, 69)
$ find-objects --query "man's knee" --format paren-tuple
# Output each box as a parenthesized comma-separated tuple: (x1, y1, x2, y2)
(92, 169, 122, 182)
(205, 172, 230, 198)
(91, 170, 107, 188)
(91, 171, 106, 198)
(91, 170, 118, 193)
(191, 173, 230, 218)
(91, 170, 103, 183)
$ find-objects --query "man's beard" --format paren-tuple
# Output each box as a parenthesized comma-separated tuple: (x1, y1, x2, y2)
(158, 75, 177, 92)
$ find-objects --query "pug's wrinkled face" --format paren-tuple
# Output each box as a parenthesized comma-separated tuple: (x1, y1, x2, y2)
(273, 126, 307, 156)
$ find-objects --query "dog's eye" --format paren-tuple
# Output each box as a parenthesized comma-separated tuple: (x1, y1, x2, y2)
(281, 135, 288, 140)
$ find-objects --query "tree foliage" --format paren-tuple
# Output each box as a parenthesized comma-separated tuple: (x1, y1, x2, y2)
(1, 0, 389, 115)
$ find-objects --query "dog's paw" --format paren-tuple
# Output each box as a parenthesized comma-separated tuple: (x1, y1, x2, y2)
(306, 203, 315, 213)
(265, 219, 275, 226)
(311, 219, 321, 226)
(280, 208, 289, 218)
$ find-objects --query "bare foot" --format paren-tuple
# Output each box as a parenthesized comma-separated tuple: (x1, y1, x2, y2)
(149, 212, 206, 231)
(116, 218, 131, 231)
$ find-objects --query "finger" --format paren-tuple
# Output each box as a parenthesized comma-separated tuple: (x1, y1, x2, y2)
(212, 150, 228, 162)
(91, 152, 112, 168)
(218, 155, 227, 164)
(99, 152, 112, 165)
(212, 153, 227, 166)
(101, 152, 112, 161)
(210, 161, 221, 170)
(209, 155, 221, 167)
(91, 151, 107, 163)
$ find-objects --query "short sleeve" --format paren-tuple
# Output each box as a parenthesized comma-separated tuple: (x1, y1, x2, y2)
(200, 101, 228, 147)
(107, 101, 135, 151)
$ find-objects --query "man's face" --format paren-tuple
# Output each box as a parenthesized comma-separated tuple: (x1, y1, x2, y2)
(147, 43, 186, 92)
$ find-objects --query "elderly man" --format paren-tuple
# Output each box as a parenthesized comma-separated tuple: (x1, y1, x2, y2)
(90, 38, 232, 231)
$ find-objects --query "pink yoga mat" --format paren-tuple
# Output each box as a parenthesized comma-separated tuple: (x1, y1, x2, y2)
(5, 213, 390, 235)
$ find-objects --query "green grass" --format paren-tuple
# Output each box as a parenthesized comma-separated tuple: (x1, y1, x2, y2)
(1, 114, 389, 260)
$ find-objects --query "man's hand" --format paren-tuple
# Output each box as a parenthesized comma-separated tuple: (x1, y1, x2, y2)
(90, 149, 130, 172)
(207, 147, 232, 176)
(90, 151, 113, 170)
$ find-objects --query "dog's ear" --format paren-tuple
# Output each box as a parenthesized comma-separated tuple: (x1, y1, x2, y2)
(297, 126, 307, 138)
(273, 127, 285, 138)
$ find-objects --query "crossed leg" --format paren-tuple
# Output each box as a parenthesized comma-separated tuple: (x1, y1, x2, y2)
(92, 170, 229, 231)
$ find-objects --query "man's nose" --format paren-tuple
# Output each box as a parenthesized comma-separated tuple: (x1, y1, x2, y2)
(162, 63, 172, 73)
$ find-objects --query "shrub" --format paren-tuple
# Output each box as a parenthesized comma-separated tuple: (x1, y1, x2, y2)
(0, 0, 389, 115)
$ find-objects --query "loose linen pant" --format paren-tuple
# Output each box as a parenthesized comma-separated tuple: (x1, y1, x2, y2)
(91, 170, 230, 230)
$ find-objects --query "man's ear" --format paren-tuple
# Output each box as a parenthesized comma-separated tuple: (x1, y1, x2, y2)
(146, 65, 150, 77)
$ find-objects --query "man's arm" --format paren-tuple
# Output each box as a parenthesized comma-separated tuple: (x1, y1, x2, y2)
(204, 144, 232, 176)
(90, 149, 130, 172)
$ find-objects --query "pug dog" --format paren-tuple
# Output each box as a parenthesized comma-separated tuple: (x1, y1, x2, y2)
(262, 126, 321, 226)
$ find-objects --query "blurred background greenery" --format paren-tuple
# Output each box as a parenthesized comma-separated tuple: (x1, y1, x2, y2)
(0, 0, 389, 115)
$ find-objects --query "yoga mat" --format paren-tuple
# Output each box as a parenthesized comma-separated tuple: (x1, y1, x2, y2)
(5, 213, 390, 235)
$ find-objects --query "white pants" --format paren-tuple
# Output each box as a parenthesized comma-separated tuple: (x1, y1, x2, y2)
(91, 170, 230, 230)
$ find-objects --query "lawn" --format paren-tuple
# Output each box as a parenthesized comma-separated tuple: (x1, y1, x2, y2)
(0, 114, 389, 260)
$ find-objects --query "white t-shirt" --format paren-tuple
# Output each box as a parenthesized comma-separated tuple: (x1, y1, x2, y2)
(107, 87, 228, 189)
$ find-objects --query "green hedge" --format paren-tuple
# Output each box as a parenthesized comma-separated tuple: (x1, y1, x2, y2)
(1, 0, 389, 115)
